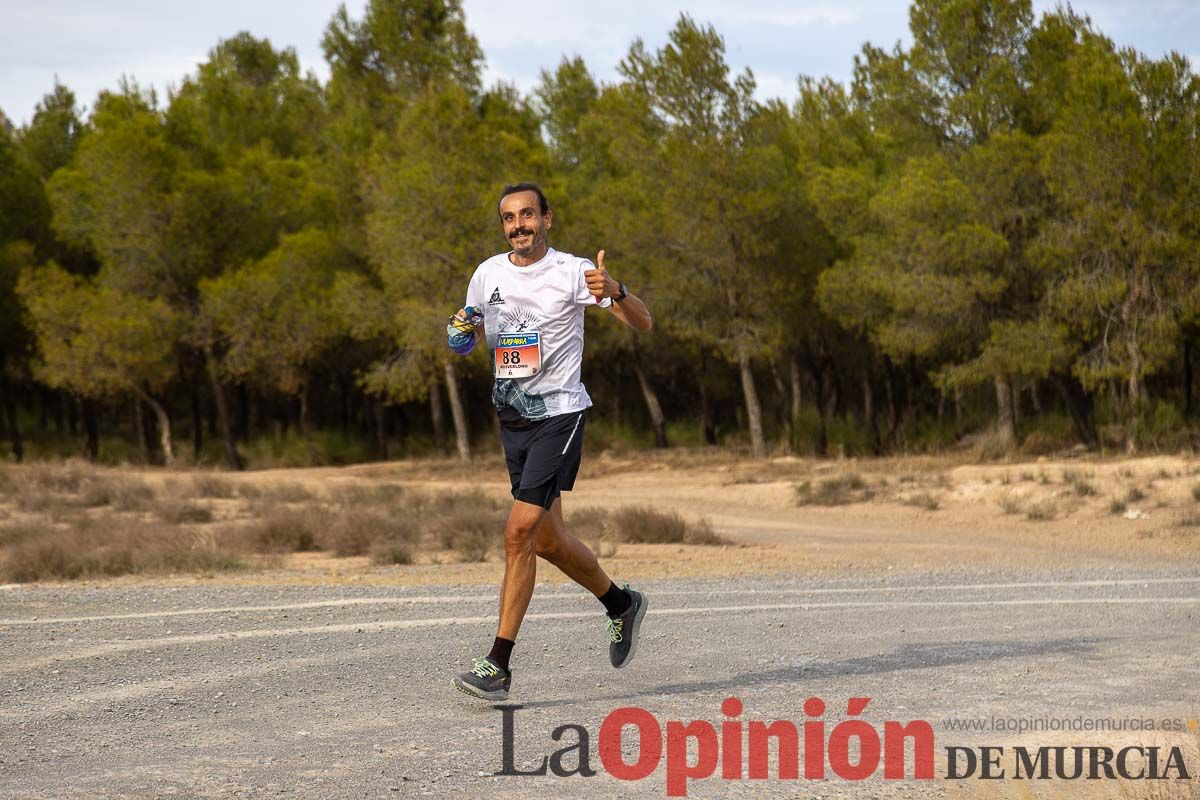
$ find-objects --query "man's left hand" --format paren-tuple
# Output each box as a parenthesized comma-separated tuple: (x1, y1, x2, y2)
(584, 249, 620, 301)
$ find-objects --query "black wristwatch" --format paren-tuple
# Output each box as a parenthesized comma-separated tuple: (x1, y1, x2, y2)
(615, 282, 628, 303)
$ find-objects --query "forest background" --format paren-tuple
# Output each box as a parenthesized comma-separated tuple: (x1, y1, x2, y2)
(2, 0, 1199, 469)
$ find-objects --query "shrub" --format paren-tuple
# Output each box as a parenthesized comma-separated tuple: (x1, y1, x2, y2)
(1025, 499, 1058, 521)
(0, 520, 243, 583)
(999, 494, 1024, 515)
(434, 510, 502, 562)
(245, 508, 328, 553)
(155, 499, 214, 524)
(25, 461, 90, 493)
(608, 506, 725, 545)
(564, 507, 610, 541)
(324, 511, 417, 557)
(190, 474, 237, 499)
(795, 473, 872, 506)
(904, 492, 941, 511)
(370, 543, 413, 565)
(259, 482, 313, 503)
(326, 484, 407, 508)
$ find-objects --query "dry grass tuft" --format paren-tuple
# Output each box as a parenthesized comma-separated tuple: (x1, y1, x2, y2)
(323, 511, 418, 557)
(795, 473, 874, 506)
(242, 507, 330, 553)
(256, 482, 313, 503)
(325, 484, 408, 508)
(903, 492, 941, 511)
(608, 506, 725, 545)
(435, 510, 499, 562)
(189, 474, 238, 499)
(1025, 498, 1059, 521)
(155, 498, 214, 524)
(999, 493, 1025, 515)
(0, 518, 243, 583)
(370, 543, 413, 565)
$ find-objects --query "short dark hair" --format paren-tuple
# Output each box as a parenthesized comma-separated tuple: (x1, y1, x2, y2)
(498, 182, 550, 217)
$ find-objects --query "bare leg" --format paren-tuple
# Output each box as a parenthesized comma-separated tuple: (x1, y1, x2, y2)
(534, 498, 612, 596)
(496, 500, 548, 641)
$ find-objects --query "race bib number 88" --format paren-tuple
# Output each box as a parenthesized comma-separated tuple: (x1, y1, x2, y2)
(495, 332, 541, 378)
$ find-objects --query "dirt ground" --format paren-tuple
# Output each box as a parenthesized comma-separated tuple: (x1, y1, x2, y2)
(19, 450, 1197, 589)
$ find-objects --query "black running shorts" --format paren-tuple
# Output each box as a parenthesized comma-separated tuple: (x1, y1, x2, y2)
(499, 410, 586, 510)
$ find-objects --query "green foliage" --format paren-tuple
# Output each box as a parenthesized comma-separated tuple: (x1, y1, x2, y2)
(6, 0, 1200, 465)
(17, 263, 180, 399)
(202, 228, 347, 395)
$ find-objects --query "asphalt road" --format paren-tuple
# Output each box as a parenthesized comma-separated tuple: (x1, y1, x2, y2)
(2, 568, 1198, 799)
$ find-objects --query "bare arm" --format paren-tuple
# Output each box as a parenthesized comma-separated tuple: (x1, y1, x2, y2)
(606, 292, 653, 332)
(583, 249, 653, 333)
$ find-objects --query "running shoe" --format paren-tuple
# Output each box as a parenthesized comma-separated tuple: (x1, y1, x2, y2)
(608, 585, 648, 669)
(453, 656, 511, 701)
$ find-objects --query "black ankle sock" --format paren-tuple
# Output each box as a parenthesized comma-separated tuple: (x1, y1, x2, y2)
(599, 581, 632, 618)
(488, 636, 515, 673)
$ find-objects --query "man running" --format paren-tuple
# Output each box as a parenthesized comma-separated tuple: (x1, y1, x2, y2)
(446, 182, 654, 701)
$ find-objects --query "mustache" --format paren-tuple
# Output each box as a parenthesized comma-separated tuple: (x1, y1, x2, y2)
(510, 228, 535, 240)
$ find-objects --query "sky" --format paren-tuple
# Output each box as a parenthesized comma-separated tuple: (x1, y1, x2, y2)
(3, 0, 1200, 127)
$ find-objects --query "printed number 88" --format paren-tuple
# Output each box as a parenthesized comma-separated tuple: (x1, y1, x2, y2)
(502, 350, 522, 365)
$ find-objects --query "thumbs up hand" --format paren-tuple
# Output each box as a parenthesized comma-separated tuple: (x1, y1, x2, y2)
(584, 249, 619, 300)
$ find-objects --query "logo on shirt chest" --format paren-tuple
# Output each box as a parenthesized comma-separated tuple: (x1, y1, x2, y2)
(488, 287, 504, 305)
(501, 307, 538, 333)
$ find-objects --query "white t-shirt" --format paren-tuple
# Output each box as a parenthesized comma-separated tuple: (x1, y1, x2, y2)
(465, 247, 611, 421)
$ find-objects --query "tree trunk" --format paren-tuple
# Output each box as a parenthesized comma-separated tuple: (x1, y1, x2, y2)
(0, 356, 23, 463)
(191, 358, 203, 462)
(338, 374, 350, 434)
(298, 384, 311, 440)
(765, 360, 789, 449)
(203, 345, 244, 470)
(443, 361, 471, 462)
(134, 387, 175, 466)
(993, 375, 1017, 450)
(861, 367, 880, 454)
(1184, 339, 1193, 419)
(699, 383, 717, 445)
(954, 389, 963, 436)
(3, 385, 22, 462)
(80, 396, 99, 461)
(632, 360, 668, 448)
(54, 390, 66, 433)
(134, 398, 151, 463)
(789, 355, 802, 424)
(1052, 373, 1099, 450)
(1010, 380, 1020, 431)
(884, 362, 898, 441)
(429, 378, 447, 455)
(372, 398, 388, 460)
(807, 359, 829, 457)
(737, 347, 766, 458)
(828, 360, 844, 419)
(1125, 370, 1140, 455)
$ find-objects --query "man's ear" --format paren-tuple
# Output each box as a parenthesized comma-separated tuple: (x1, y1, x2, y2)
(545, 210, 553, 229)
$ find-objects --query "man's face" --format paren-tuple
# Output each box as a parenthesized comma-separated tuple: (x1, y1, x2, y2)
(499, 191, 551, 258)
